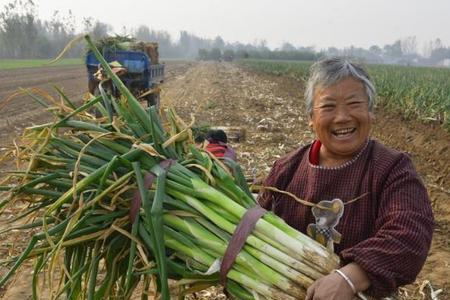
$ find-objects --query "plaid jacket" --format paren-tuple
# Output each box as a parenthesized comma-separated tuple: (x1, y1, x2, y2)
(258, 139, 434, 297)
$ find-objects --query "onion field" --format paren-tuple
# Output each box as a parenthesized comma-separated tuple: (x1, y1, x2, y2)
(239, 60, 450, 130)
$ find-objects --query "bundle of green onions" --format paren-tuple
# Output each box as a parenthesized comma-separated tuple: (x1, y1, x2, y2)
(0, 35, 339, 300)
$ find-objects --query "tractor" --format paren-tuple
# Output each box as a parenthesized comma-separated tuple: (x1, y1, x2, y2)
(86, 39, 164, 107)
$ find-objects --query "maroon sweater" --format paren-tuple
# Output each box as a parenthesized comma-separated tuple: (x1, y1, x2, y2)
(258, 139, 434, 297)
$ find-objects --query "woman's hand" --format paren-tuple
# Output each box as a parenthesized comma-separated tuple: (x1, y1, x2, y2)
(305, 262, 370, 300)
(305, 271, 355, 300)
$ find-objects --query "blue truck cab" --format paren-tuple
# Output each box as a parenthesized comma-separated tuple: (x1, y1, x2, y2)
(86, 48, 164, 106)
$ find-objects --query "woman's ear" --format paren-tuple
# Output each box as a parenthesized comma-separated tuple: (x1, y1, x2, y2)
(369, 112, 375, 122)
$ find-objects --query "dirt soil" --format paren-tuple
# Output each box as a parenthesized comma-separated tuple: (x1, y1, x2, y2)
(0, 61, 449, 299)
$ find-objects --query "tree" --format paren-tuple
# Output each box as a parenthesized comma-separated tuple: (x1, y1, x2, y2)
(178, 31, 196, 58)
(429, 46, 450, 64)
(46, 9, 78, 57)
(223, 49, 234, 61)
(235, 49, 249, 59)
(383, 40, 403, 61)
(369, 45, 382, 57)
(208, 48, 222, 61)
(326, 47, 340, 56)
(198, 48, 208, 60)
(401, 36, 417, 56)
(213, 36, 225, 49)
(91, 21, 110, 40)
(134, 25, 151, 41)
(254, 39, 269, 51)
(0, 0, 38, 58)
(280, 42, 296, 52)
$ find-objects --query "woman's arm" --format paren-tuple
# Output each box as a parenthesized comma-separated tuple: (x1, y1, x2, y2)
(339, 154, 434, 297)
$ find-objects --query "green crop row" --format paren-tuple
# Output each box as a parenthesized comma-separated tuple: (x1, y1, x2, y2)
(238, 59, 450, 130)
(0, 58, 82, 70)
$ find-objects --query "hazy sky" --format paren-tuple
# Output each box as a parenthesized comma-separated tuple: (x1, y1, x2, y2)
(2, 0, 450, 50)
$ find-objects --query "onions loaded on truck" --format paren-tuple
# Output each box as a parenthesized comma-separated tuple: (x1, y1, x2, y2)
(86, 37, 165, 108)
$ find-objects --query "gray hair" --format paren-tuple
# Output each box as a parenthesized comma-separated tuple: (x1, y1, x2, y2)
(304, 57, 376, 116)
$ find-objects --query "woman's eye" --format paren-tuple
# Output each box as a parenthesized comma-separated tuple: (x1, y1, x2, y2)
(321, 105, 335, 110)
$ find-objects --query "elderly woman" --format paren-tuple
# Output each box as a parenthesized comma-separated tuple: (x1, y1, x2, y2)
(258, 57, 434, 299)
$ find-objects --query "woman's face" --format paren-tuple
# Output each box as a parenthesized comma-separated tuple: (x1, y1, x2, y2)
(309, 77, 373, 165)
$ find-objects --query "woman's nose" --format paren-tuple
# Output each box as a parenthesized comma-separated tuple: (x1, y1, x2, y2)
(334, 105, 352, 122)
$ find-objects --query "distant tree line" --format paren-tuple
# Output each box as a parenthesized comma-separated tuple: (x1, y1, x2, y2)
(322, 37, 450, 66)
(1, 0, 449, 67)
(197, 47, 319, 62)
(0, 0, 110, 58)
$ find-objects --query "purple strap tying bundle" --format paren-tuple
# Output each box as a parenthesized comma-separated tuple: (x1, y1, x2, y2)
(129, 159, 176, 223)
(219, 205, 267, 287)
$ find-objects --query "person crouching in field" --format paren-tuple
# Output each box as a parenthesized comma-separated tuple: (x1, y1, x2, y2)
(258, 57, 434, 299)
(204, 129, 237, 161)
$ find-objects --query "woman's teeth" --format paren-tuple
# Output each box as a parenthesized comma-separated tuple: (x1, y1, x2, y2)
(333, 128, 355, 136)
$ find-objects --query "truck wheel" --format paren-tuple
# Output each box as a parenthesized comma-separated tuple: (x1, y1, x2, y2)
(147, 94, 160, 110)
(88, 79, 99, 95)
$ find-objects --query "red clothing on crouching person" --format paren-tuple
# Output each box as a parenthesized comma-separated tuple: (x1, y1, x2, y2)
(205, 141, 237, 161)
(258, 139, 434, 297)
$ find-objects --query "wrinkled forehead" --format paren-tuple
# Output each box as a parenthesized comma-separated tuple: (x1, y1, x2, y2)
(314, 77, 368, 99)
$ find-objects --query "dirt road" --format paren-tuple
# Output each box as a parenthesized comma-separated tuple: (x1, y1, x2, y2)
(1, 61, 449, 299)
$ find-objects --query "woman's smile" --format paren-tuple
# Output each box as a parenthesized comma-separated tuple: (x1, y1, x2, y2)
(331, 127, 357, 139)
